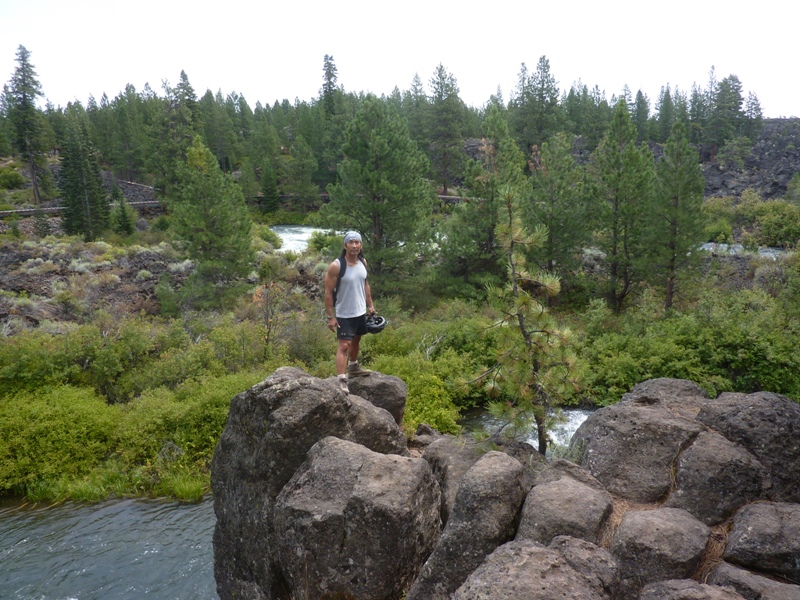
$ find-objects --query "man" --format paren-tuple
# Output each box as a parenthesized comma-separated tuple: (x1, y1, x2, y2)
(324, 231, 376, 390)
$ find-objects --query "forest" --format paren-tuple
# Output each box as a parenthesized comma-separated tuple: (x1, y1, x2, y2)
(1, 45, 800, 503)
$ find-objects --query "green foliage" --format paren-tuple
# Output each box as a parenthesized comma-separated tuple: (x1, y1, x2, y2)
(579, 288, 800, 404)
(651, 121, 706, 308)
(440, 102, 524, 293)
(307, 229, 342, 257)
(0, 386, 118, 494)
(786, 173, 800, 205)
(591, 99, 657, 312)
(323, 95, 435, 276)
(169, 136, 254, 295)
(716, 135, 752, 170)
(59, 112, 110, 241)
(110, 183, 136, 235)
(0, 166, 25, 189)
(471, 187, 581, 455)
(370, 352, 462, 435)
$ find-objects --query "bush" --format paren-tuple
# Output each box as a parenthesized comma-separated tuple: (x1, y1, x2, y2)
(577, 288, 800, 404)
(0, 386, 118, 494)
(0, 167, 25, 190)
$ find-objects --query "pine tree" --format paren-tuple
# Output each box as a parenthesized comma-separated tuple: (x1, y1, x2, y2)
(428, 64, 466, 195)
(324, 95, 434, 276)
(510, 56, 562, 152)
(655, 85, 676, 143)
(526, 132, 588, 284)
(591, 100, 656, 312)
(652, 121, 705, 309)
(59, 114, 110, 241)
(6, 45, 46, 206)
(110, 181, 135, 235)
(170, 136, 253, 289)
(440, 101, 525, 290)
(321, 55, 338, 118)
(631, 90, 650, 143)
(260, 157, 280, 213)
(467, 186, 580, 456)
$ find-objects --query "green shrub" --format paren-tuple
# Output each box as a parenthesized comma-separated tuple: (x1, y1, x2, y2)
(0, 386, 118, 494)
(0, 167, 25, 190)
(370, 352, 462, 435)
(578, 288, 800, 404)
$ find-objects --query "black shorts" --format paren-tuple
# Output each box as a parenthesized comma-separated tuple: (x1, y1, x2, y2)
(336, 314, 368, 340)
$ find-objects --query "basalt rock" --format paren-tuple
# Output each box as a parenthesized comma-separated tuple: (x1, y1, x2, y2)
(273, 436, 440, 600)
(212, 373, 800, 600)
(405, 451, 530, 600)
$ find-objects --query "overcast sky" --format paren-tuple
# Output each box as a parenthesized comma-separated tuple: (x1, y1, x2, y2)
(2, 0, 797, 119)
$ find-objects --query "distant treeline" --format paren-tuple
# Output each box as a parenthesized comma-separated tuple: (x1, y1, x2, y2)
(0, 51, 763, 205)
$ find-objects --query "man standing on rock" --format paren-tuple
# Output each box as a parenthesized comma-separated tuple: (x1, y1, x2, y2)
(325, 231, 375, 390)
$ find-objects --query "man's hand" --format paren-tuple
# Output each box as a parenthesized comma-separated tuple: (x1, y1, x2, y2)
(327, 316, 338, 332)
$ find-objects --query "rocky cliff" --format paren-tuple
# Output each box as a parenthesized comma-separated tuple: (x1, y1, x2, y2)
(703, 118, 800, 200)
(211, 371, 800, 600)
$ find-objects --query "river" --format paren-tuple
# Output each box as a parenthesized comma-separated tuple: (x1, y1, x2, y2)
(0, 498, 216, 599)
(270, 224, 327, 253)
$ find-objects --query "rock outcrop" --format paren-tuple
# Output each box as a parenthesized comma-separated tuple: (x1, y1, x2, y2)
(212, 372, 800, 600)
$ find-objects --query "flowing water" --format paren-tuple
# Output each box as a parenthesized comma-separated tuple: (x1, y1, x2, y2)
(458, 407, 593, 455)
(270, 224, 327, 253)
(0, 498, 216, 599)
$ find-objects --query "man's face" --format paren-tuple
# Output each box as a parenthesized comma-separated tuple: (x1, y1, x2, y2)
(345, 239, 361, 255)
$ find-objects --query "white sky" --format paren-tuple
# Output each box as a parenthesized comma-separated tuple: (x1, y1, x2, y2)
(1, 0, 797, 118)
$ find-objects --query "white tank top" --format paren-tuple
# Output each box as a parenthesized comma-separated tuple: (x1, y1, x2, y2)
(335, 259, 367, 318)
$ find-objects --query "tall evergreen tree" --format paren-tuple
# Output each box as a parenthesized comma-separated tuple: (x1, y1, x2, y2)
(6, 45, 46, 205)
(110, 85, 144, 181)
(651, 121, 705, 309)
(60, 113, 110, 241)
(324, 95, 434, 276)
(742, 91, 764, 139)
(260, 157, 280, 213)
(440, 101, 525, 291)
(321, 54, 338, 118)
(591, 100, 656, 312)
(655, 85, 676, 143)
(428, 64, 466, 195)
(110, 181, 135, 235)
(631, 90, 650, 143)
(277, 136, 319, 209)
(170, 136, 253, 287)
(707, 74, 744, 153)
(510, 56, 562, 152)
(402, 73, 429, 147)
(525, 132, 588, 284)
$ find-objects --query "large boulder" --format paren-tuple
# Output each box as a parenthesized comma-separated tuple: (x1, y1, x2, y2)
(453, 537, 619, 600)
(696, 391, 800, 502)
(664, 430, 772, 525)
(638, 579, 745, 600)
(211, 367, 408, 599)
(621, 378, 710, 419)
(723, 502, 800, 582)
(273, 436, 441, 600)
(571, 393, 704, 502)
(707, 562, 800, 600)
(406, 451, 529, 600)
(422, 436, 483, 525)
(346, 371, 408, 426)
(422, 435, 543, 525)
(611, 507, 711, 598)
(516, 459, 613, 546)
